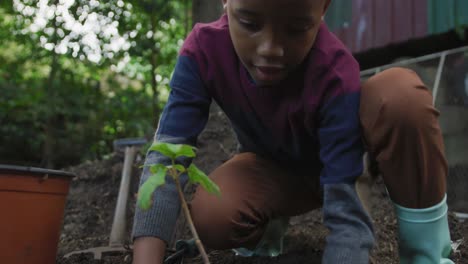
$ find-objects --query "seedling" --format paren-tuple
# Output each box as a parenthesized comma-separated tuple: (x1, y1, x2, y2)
(137, 142, 220, 264)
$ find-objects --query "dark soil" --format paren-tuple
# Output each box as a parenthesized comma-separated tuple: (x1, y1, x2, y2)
(56, 105, 468, 264)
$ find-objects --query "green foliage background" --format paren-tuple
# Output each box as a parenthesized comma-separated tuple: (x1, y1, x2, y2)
(0, 0, 191, 168)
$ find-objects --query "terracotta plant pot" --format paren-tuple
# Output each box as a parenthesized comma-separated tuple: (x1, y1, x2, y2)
(0, 164, 75, 264)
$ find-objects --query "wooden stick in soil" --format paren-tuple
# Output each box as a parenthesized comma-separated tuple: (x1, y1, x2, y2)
(175, 177, 211, 264)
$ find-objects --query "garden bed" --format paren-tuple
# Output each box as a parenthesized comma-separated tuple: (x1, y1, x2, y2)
(56, 107, 467, 264)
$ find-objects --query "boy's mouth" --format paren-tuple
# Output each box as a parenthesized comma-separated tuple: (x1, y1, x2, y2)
(254, 65, 286, 83)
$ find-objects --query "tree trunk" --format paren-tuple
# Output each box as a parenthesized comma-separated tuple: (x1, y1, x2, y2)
(150, 50, 159, 128)
(41, 0, 60, 169)
(150, 10, 160, 129)
(184, 0, 191, 36)
(192, 0, 223, 25)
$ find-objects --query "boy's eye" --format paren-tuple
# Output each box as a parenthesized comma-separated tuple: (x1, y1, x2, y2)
(287, 24, 313, 34)
(238, 19, 261, 32)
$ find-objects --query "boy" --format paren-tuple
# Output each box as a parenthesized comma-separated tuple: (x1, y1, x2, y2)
(132, 0, 453, 263)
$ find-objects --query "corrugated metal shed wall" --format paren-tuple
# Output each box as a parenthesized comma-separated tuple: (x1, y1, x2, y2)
(325, 0, 468, 53)
(428, 0, 468, 34)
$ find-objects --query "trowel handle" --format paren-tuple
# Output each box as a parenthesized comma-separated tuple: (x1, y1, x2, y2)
(109, 146, 137, 246)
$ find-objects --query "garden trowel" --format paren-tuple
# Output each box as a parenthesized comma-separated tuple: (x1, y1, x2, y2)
(64, 137, 147, 260)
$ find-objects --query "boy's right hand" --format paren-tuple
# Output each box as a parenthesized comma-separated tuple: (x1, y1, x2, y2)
(132, 237, 166, 264)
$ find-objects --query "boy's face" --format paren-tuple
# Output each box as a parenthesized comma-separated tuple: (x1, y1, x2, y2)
(223, 0, 330, 86)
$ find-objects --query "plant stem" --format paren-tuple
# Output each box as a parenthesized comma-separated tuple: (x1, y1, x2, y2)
(174, 176, 210, 264)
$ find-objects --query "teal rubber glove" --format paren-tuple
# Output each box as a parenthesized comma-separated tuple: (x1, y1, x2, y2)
(233, 216, 289, 257)
(394, 195, 454, 264)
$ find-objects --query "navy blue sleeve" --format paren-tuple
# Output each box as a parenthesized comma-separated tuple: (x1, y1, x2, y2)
(318, 92, 375, 263)
(132, 55, 210, 243)
(322, 184, 374, 263)
(157, 55, 211, 144)
(318, 91, 364, 185)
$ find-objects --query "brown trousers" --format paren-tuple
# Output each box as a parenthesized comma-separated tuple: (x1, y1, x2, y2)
(190, 67, 448, 250)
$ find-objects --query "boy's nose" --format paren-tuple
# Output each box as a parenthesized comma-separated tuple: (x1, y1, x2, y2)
(256, 31, 284, 59)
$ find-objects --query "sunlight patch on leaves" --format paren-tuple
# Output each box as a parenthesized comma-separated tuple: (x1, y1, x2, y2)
(149, 142, 196, 159)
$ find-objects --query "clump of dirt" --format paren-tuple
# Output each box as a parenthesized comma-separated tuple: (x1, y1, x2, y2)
(56, 105, 468, 264)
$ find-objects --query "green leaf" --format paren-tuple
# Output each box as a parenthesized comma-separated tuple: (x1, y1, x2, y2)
(187, 164, 221, 197)
(167, 164, 185, 173)
(137, 164, 168, 210)
(149, 142, 196, 159)
(148, 163, 167, 175)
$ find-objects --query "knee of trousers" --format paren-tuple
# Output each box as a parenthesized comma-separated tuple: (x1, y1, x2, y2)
(190, 194, 265, 249)
(361, 67, 438, 132)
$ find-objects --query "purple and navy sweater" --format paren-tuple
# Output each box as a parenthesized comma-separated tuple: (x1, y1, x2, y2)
(133, 15, 374, 263)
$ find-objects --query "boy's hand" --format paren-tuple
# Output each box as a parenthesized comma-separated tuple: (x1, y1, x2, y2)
(132, 237, 166, 264)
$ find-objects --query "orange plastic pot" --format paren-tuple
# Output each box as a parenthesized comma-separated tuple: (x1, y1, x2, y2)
(0, 164, 75, 264)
